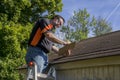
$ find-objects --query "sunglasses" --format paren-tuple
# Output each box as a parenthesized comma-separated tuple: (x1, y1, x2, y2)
(57, 18, 63, 26)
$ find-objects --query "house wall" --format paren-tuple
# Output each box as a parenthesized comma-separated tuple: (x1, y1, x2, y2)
(54, 55, 120, 80)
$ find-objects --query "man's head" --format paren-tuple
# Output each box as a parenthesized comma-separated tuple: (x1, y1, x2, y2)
(51, 15, 65, 28)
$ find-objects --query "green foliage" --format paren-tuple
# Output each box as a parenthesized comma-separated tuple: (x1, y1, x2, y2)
(60, 9, 112, 42)
(0, 0, 63, 24)
(61, 9, 94, 42)
(0, 22, 32, 80)
(0, 0, 63, 79)
(92, 17, 112, 36)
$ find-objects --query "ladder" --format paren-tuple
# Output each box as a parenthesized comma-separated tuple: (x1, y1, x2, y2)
(26, 62, 38, 80)
(26, 61, 56, 80)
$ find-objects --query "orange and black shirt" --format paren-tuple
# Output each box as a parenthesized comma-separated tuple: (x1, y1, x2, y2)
(28, 18, 54, 53)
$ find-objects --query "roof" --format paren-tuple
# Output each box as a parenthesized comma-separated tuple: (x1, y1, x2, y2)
(49, 30, 120, 64)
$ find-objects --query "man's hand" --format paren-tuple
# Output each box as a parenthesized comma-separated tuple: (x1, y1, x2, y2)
(58, 42, 76, 56)
(63, 40, 71, 45)
(63, 49, 72, 56)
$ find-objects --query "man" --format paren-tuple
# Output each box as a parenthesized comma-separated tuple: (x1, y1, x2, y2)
(25, 15, 70, 79)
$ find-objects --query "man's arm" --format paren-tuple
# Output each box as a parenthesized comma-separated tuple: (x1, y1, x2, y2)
(51, 46, 59, 53)
(44, 32, 69, 45)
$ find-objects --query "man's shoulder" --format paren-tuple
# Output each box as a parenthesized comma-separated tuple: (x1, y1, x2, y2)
(38, 18, 50, 23)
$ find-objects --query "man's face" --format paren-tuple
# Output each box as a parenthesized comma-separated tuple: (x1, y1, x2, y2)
(53, 18, 64, 28)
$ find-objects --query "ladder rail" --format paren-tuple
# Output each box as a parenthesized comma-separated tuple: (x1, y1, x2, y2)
(26, 61, 38, 80)
(26, 61, 56, 80)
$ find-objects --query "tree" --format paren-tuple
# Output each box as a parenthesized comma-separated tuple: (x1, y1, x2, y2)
(92, 17, 112, 36)
(0, 0, 64, 80)
(0, 0, 64, 79)
(60, 9, 112, 41)
(0, 0, 63, 24)
(60, 9, 95, 42)
(0, 23, 32, 80)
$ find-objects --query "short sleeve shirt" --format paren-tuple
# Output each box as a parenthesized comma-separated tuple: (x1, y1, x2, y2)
(28, 18, 55, 53)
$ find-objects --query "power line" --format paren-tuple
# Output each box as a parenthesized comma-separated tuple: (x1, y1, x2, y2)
(105, 1, 120, 21)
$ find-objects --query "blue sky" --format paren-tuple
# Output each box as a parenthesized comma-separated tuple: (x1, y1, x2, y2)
(58, 0, 120, 31)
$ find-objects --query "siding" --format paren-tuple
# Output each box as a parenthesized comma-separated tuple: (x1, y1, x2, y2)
(57, 65, 120, 80)
(54, 56, 120, 80)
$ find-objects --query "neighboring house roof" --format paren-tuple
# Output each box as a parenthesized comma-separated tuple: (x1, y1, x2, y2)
(49, 30, 120, 64)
